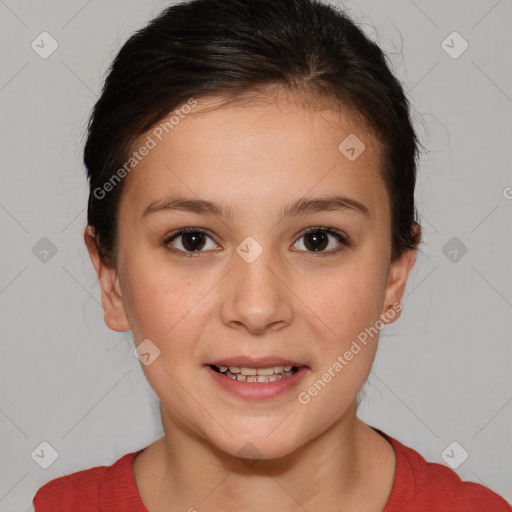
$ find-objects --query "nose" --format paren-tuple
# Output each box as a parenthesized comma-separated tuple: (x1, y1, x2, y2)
(220, 245, 294, 334)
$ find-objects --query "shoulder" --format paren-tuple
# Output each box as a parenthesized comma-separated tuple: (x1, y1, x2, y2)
(378, 430, 511, 512)
(32, 450, 143, 512)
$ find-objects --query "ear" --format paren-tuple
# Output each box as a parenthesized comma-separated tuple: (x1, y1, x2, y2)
(380, 248, 417, 325)
(83, 226, 130, 332)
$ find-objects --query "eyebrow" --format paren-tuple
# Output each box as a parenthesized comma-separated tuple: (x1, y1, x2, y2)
(142, 193, 371, 220)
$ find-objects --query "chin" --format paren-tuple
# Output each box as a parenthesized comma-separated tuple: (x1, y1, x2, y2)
(207, 425, 305, 462)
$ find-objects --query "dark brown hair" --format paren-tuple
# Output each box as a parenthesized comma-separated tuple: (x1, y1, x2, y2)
(84, 0, 422, 266)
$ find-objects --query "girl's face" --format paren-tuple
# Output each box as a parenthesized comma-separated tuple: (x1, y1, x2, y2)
(87, 91, 416, 459)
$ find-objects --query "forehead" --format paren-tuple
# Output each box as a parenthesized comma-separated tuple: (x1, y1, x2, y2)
(119, 92, 388, 223)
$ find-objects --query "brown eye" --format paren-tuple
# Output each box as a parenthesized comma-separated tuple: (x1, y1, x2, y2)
(303, 230, 329, 251)
(180, 231, 207, 251)
(293, 227, 350, 254)
(164, 228, 218, 256)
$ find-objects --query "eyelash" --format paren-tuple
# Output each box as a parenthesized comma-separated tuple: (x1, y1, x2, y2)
(162, 226, 352, 258)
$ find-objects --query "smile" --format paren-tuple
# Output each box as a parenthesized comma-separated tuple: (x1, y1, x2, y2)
(210, 364, 298, 382)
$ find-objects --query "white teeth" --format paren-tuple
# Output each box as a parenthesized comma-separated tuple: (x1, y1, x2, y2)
(214, 364, 299, 382)
(221, 369, 294, 382)
(256, 367, 275, 376)
(240, 367, 257, 376)
(236, 366, 296, 376)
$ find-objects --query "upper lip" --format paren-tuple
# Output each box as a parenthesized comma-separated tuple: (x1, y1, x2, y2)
(209, 356, 307, 368)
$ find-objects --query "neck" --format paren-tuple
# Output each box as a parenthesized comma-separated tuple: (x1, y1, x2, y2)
(134, 401, 396, 512)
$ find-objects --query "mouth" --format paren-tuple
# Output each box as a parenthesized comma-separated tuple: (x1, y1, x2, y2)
(209, 364, 299, 383)
(205, 358, 309, 400)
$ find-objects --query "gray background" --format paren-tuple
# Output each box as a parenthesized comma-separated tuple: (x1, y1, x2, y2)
(1, 0, 511, 509)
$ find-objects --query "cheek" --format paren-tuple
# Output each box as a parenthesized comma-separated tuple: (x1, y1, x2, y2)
(120, 256, 201, 345)
(298, 258, 386, 353)
(296, 277, 380, 422)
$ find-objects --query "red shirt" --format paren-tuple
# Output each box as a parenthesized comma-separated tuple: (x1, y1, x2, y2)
(33, 431, 511, 511)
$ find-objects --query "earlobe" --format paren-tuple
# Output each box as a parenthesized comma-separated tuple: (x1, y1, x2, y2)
(381, 248, 417, 324)
(83, 226, 131, 332)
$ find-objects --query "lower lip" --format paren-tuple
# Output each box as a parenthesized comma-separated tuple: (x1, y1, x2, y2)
(204, 365, 309, 400)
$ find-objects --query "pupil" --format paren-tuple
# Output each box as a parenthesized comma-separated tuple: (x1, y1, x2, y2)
(305, 231, 327, 251)
(183, 232, 205, 251)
